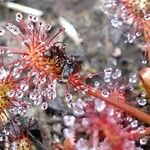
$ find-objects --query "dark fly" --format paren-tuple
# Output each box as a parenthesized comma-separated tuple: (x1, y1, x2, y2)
(43, 45, 81, 82)
(61, 55, 82, 79)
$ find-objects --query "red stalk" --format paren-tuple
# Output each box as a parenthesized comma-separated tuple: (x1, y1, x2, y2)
(68, 75, 150, 125)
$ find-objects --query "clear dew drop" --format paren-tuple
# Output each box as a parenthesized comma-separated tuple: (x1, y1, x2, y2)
(38, 21, 42, 27)
(0, 27, 5, 36)
(46, 23, 52, 31)
(6, 50, 14, 57)
(6, 23, 12, 31)
(18, 107, 26, 115)
(15, 72, 21, 79)
(81, 118, 89, 128)
(94, 81, 100, 89)
(139, 137, 148, 145)
(76, 138, 89, 150)
(3, 129, 10, 136)
(29, 92, 39, 100)
(129, 73, 138, 83)
(16, 12, 23, 22)
(28, 15, 33, 21)
(103, 76, 111, 83)
(65, 93, 73, 102)
(141, 92, 146, 98)
(47, 90, 56, 100)
(12, 142, 18, 149)
(20, 83, 29, 91)
(63, 115, 76, 127)
(7, 90, 15, 98)
(131, 120, 138, 128)
(137, 98, 147, 106)
(104, 67, 112, 76)
(34, 98, 42, 106)
(94, 99, 106, 112)
(107, 108, 114, 116)
(0, 135, 3, 142)
(128, 38, 134, 44)
(34, 77, 47, 85)
(15, 90, 24, 99)
(136, 32, 141, 37)
(111, 17, 122, 28)
(103, 67, 112, 82)
(27, 22, 34, 30)
(101, 89, 110, 98)
(0, 48, 4, 54)
(115, 112, 121, 118)
(120, 5, 126, 11)
(14, 62, 20, 67)
(12, 26, 20, 35)
(104, 3, 113, 8)
(144, 13, 150, 21)
(126, 116, 133, 122)
(28, 15, 38, 22)
(9, 108, 17, 115)
(41, 88, 49, 97)
(75, 98, 86, 109)
(73, 106, 85, 117)
(126, 33, 136, 43)
(112, 69, 122, 79)
(67, 102, 75, 108)
(141, 59, 147, 64)
(105, 0, 117, 7)
(11, 67, 22, 79)
(138, 126, 146, 134)
(32, 16, 38, 22)
(63, 128, 75, 138)
(0, 67, 7, 79)
(82, 89, 88, 95)
(6, 23, 20, 35)
(40, 77, 46, 84)
(41, 102, 48, 110)
(122, 140, 136, 150)
(108, 58, 118, 66)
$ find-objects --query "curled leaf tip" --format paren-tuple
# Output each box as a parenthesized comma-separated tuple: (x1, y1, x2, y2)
(139, 67, 150, 99)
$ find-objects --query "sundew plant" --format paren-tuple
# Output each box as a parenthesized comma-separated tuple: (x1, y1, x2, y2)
(0, 0, 150, 149)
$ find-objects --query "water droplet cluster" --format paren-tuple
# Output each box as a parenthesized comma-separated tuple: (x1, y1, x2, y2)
(0, 11, 149, 150)
(104, 0, 150, 43)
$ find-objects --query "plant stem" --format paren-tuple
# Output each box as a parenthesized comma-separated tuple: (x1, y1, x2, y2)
(69, 75, 150, 125)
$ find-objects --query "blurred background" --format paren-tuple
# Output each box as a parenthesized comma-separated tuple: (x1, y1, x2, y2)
(0, 0, 147, 76)
(0, 0, 150, 149)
